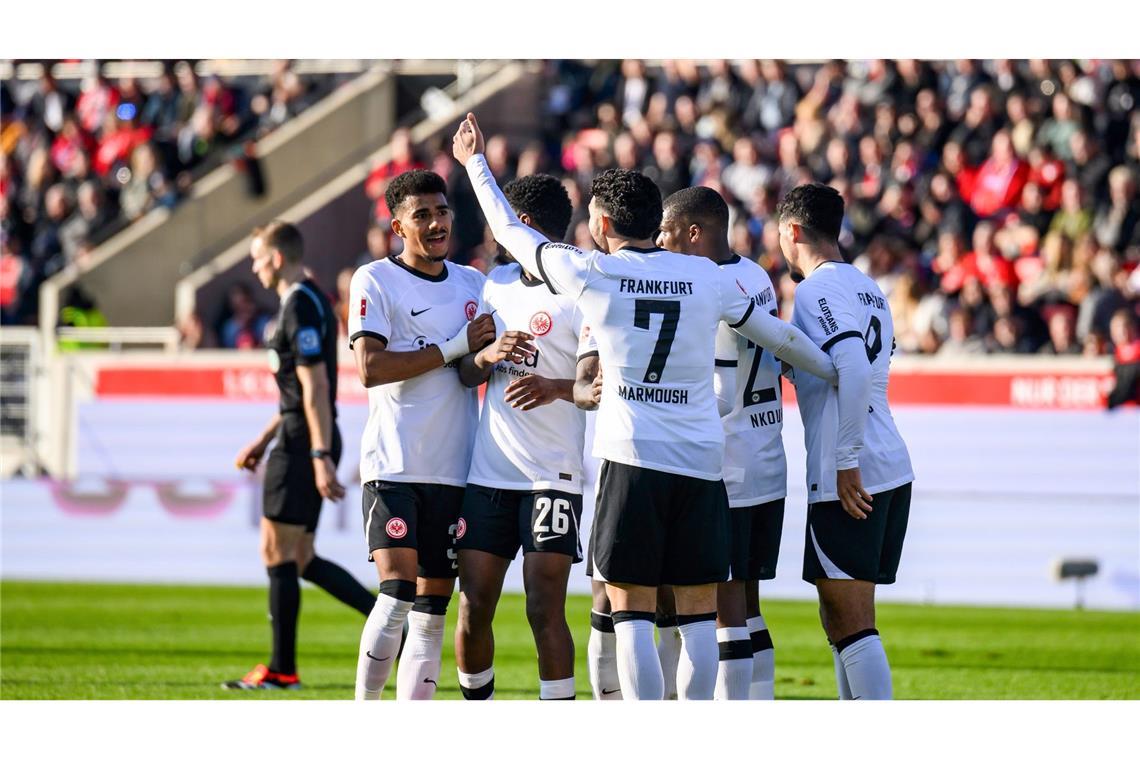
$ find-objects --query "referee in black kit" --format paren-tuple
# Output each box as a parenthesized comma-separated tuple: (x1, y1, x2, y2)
(224, 221, 375, 690)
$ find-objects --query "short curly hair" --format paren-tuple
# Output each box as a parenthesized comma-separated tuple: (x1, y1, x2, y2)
(774, 183, 845, 244)
(589, 169, 662, 240)
(385, 169, 448, 217)
(503, 174, 573, 241)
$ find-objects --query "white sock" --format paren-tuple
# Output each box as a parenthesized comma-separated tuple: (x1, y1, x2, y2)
(613, 613, 664, 700)
(395, 596, 448, 700)
(588, 610, 621, 700)
(539, 677, 576, 700)
(747, 615, 775, 700)
(355, 583, 414, 700)
(714, 626, 752, 700)
(656, 620, 681, 700)
(676, 615, 718, 701)
(837, 629, 892, 700)
(830, 643, 852, 699)
(457, 666, 495, 700)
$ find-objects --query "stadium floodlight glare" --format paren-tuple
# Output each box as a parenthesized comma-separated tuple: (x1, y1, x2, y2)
(1052, 558, 1099, 610)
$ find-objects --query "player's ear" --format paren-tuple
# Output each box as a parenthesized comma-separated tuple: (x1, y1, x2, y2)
(689, 223, 701, 243)
(390, 216, 405, 239)
(518, 211, 532, 229)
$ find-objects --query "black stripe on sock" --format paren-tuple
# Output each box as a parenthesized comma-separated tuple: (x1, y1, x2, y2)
(751, 629, 774, 653)
(835, 628, 879, 654)
(412, 594, 450, 615)
(460, 678, 495, 700)
(718, 639, 754, 661)
(378, 579, 416, 602)
(541, 695, 577, 700)
(676, 612, 718, 626)
(655, 613, 678, 628)
(590, 611, 615, 633)
(611, 610, 656, 625)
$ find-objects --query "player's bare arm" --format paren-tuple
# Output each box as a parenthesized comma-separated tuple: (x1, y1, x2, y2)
(235, 413, 281, 471)
(503, 374, 574, 411)
(296, 362, 345, 502)
(573, 356, 602, 410)
(353, 314, 495, 387)
(458, 330, 536, 387)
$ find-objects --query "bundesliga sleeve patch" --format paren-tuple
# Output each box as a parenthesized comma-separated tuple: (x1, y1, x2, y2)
(296, 327, 322, 357)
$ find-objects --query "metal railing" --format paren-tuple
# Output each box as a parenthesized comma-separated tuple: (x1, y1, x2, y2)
(0, 327, 42, 477)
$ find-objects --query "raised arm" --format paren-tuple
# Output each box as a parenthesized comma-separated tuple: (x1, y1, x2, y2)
(454, 113, 567, 282)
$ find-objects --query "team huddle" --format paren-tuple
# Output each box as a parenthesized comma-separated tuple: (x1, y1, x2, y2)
(228, 112, 915, 701)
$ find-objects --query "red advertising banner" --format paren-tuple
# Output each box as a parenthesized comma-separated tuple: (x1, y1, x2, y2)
(95, 363, 1116, 409)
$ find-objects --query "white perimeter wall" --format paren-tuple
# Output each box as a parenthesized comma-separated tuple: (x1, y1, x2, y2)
(3, 400, 1137, 610)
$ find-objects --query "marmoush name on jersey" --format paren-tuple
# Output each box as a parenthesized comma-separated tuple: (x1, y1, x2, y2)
(616, 385, 689, 404)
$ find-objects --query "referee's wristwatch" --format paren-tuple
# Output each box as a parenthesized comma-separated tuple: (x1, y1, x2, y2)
(310, 448, 333, 460)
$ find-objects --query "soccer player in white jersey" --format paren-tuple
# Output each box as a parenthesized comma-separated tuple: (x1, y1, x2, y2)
(452, 174, 586, 701)
(453, 113, 836, 700)
(776, 183, 915, 700)
(348, 169, 496, 700)
(656, 186, 786, 700)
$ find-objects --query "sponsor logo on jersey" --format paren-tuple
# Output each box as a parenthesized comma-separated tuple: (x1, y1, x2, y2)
(385, 517, 408, 539)
(817, 298, 839, 335)
(410, 306, 432, 317)
(360, 298, 367, 317)
(464, 300, 478, 321)
(529, 311, 552, 336)
(456, 517, 467, 540)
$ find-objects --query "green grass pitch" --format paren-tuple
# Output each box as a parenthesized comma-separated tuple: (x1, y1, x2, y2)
(2, 581, 1137, 699)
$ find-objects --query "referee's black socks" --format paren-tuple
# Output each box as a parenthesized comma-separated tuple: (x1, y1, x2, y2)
(267, 561, 300, 675)
(301, 556, 375, 616)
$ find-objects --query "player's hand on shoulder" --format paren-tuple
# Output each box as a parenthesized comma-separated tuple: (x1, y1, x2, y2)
(504, 373, 558, 411)
(451, 112, 485, 165)
(476, 330, 535, 368)
(466, 313, 497, 353)
(313, 456, 345, 501)
(836, 467, 873, 520)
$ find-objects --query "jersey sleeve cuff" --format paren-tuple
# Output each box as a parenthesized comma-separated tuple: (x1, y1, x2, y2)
(576, 350, 599, 362)
(727, 301, 755, 329)
(821, 330, 862, 353)
(349, 330, 388, 350)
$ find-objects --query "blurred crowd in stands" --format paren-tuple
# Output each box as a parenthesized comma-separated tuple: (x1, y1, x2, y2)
(1, 60, 325, 327)
(358, 59, 1140, 362)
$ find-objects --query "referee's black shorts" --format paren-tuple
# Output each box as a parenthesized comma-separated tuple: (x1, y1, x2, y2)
(262, 414, 342, 533)
(589, 460, 730, 587)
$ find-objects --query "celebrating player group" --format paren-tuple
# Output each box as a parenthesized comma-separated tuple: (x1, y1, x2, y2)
(233, 111, 915, 701)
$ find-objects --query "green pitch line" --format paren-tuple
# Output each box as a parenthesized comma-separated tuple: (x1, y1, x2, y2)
(1, 581, 1137, 700)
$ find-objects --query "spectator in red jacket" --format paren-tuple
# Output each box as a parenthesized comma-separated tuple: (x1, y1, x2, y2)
(970, 130, 1029, 220)
(364, 127, 424, 223)
(1106, 308, 1140, 408)
(964, 220, 1018, 290)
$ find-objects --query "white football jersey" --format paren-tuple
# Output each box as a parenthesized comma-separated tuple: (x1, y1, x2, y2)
(465, 154, 836, 482)
(348, 255, 486, 486)
(790, 261, 914, 503)
(715, 255, 787, 506)
(537, 243, 757, 481)
(467, 263, 588, 493)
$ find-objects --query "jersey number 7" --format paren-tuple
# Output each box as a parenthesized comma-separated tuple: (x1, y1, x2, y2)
(633, 299, 680, 384)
